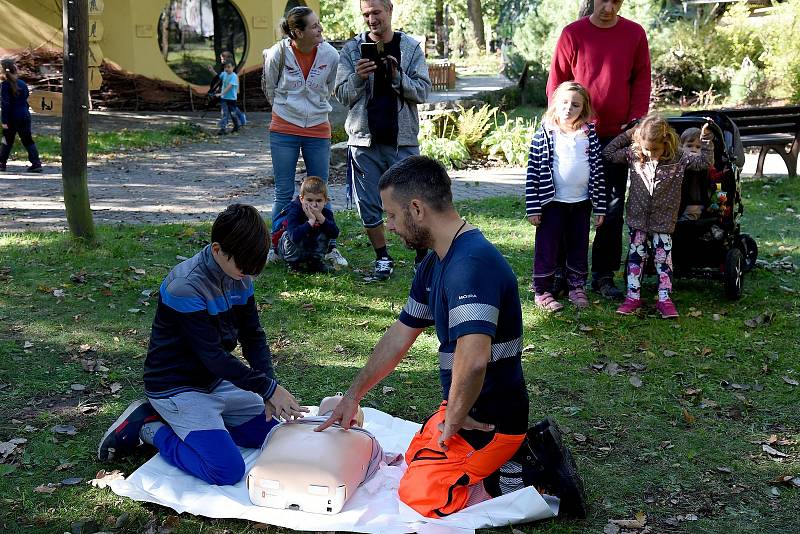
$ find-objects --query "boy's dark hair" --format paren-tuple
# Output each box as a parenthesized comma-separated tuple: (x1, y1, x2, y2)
(300, 176, 328, 199)
(223, 59, 235, 68)
(211, 204, 269, 276)
(378, 156, 453, 212)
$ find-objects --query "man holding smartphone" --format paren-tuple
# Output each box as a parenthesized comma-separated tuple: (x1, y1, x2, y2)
(335, 0, 432, 281)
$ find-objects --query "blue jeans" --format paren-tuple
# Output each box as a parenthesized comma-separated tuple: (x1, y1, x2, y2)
(219, 100, 241, 130)
(269, 131, 331, 220)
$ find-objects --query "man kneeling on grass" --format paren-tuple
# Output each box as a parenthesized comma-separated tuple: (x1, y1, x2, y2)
(317, 156, 588, 518)
(98, 204, 306, 485)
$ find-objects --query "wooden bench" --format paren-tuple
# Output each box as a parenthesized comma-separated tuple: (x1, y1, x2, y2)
(427, 61, 456, 91)
(720, 105, 800, 178)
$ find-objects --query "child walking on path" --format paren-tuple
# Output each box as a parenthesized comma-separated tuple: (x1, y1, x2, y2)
(604, 115, 713, 318)
(526, 81, 606, 311)
(278, 176, 340, 273)
(0, 59, 42, 173)
(216, 60, 241, 135)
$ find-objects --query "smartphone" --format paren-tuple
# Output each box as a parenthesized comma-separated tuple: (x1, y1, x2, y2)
(360, 42, 379, 62)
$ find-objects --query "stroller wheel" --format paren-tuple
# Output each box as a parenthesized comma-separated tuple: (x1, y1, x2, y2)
(739, 234, 758, 272)
(724, 248, 744, 300)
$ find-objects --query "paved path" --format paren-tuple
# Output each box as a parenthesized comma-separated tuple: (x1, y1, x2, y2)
(1, 82, 792, 232)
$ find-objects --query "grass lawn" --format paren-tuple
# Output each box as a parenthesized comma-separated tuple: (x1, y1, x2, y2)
(11, 122, 209, 163)
(0, 178, 798, 533)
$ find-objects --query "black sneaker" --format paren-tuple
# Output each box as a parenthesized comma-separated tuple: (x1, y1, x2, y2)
(97, 399, 160, 461)
(27, 163, 43, 173)
(591, 277, 623, 301)
(519, 418, 588, 519)
(217, 129, 227, 136)
(307, 258, 330, 274)
(373, 257, 394, 280)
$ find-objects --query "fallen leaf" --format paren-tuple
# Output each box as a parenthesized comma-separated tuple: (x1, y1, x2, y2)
(127, 308, 141, 314)
(603, 523, 620, 534)
(712, 314, 721, 321)
(629, 375, 643, 388)
(382, 386, 395, 395)
(109, 382, 123, 394)
(663, 350, 678, 357)
(763, 444, 789, 458)
(609, 512, 647, 528)
(573, 433, 587, 443)
(0, 441, 19, 459)
(684, 387, 702, 396)
(688, 310, 702, 318)
(301, 303, 316, 311)
(605, 361, 621, 376)
(34, 484, 57, 494)
(23, 341, 33, 349)
(89, 469, 125, 488)
(52, 425, 77, 436)
(782, 376, 799, 386)
(70, 384, 86, 392)
(579, 324, 593, 332)
(683, 408, 696, 425)
(55, 462, 76, 472)
(60, 477, 83, 486)
(356, 320, 369, 327)
(716, 466, 732, 474)
(52, 289, 65, 298)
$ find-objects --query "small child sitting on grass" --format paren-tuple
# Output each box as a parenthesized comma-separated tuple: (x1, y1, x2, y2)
(278, 176, 340, 273)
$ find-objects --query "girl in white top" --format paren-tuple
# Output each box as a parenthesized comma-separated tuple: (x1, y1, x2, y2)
(525, 81, 606, 311)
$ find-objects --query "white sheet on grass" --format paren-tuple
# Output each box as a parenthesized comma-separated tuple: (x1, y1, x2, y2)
(108, 407, 558, 534)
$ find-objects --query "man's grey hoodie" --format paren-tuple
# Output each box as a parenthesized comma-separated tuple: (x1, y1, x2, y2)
(335, 32, 431, 147)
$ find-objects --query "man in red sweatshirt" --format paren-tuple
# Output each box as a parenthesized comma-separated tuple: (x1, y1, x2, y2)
(546, 0, 651, 300)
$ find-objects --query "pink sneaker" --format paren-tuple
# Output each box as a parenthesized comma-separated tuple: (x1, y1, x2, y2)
(656, 299, 679, 319)
(616, 297, 641, 315)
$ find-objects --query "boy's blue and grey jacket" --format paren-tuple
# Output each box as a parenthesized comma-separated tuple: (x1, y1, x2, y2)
(143, 245, 277, 401)
(525, 121, 607, 216)
(335, 32, 431, 147)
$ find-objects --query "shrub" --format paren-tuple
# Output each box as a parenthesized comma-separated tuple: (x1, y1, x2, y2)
(481, 114, 539, 167)
(418, 120, 470, 169)
(420, 137, 470, 169)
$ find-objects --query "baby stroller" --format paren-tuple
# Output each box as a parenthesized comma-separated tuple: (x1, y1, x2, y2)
(630, 113, 757, 300)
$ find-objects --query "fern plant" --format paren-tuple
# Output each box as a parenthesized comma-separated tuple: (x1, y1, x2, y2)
(455, 104, 497, 155)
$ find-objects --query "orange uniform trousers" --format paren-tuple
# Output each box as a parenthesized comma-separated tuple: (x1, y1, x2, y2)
(398, 402, 525, 517)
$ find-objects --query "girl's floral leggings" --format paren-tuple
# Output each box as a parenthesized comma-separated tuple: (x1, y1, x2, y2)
(625, 228, 673, 302)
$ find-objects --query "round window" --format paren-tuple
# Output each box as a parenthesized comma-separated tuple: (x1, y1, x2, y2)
(158, 0, 247, 86)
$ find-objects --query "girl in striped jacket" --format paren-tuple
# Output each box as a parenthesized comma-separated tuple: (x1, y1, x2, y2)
(526, 81, 606, 312)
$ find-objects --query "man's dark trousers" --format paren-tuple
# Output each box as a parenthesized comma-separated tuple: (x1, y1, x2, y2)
(591, 136, 629, 282)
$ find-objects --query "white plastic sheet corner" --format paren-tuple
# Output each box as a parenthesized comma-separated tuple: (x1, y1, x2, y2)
(107, 407, 558, 534)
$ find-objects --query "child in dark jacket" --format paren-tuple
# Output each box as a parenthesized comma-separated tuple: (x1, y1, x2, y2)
(604, 115, 713, 319)
(526, 81, 606, 312)
(0, 58, 42, 173)
(278, 176, 340, 273)
(98, 204, 307, 486)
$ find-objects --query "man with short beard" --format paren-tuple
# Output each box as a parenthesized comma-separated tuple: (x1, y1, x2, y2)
(317, 156, 587, 519)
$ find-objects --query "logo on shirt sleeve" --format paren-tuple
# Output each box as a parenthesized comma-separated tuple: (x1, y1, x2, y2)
(458, 294, 478, 300)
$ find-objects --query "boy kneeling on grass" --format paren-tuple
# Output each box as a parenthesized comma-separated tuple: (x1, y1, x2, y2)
(277, 176, 341, 273)
(98, 204, 306, 486)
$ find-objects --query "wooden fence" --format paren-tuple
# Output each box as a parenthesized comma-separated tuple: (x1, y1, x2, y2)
(428, 61, 456, 91)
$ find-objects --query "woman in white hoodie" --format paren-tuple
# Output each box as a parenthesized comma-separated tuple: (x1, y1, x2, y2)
(262, 7, 346, 267)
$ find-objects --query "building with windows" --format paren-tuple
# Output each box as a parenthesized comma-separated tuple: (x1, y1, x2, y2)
(0, 0, 316, 89)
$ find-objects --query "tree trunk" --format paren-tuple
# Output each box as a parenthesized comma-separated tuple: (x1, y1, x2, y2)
(61, 0, 96, 241)
(578, 0, 594, 18)
(211, 0, 222, 66)
(435, 0, 444, 57)
(160, 7, 170, 59)
(467, 0, 486, 52)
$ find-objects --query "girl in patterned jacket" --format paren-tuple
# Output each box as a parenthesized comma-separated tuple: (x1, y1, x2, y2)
(604, 115, 713, 318)
(525, 81, 606, 312)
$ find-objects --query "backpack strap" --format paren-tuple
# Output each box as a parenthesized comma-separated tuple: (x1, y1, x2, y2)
(261, 41, 287, 101)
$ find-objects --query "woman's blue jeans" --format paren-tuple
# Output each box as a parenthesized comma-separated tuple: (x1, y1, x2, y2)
(269, 131, 331, 220)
